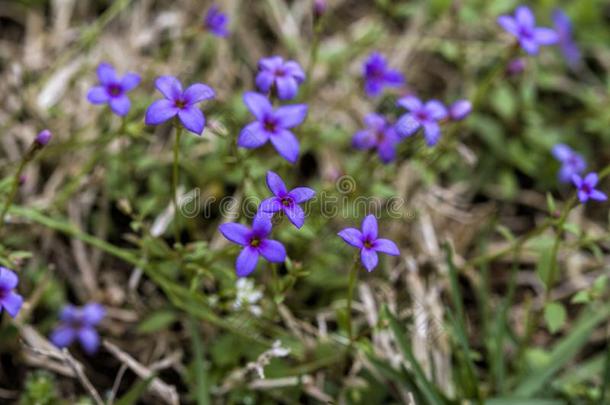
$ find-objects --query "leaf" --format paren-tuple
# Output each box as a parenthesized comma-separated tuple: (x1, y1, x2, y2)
(544, 302, 567, 334)
(114, 375, 156, 405)
(190, 318, 210, 405)
(570, 291, 590, 304)
(137, 310, 176, 334)
(485, 399, 563, 405)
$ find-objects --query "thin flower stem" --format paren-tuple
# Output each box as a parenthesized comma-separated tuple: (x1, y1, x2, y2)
(346, 255, 360, 342)
(0, 158, 28, 231)
(172, 125, 183, 244)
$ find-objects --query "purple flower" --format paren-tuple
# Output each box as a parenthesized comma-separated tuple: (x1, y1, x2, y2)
(50, 303, 105, 354)
(395, 95, 447, 146)
(259, 171, 315, 228)
(35, 129, 52, 146)
(87, 63, 141, 117)
(572, 173, 607, 204)
(256, 56, 305, 100)
(219, 214, 286, 277)
(314, 0, 327, 18)
(552, 144, 586, 183)
(507, 58, 527, 75)
(338, 215, 399, 272)
(497, 6, 558, 55)
(448, 100, 472, 121)
(362, 52, 404, 97)
(352, 113, 400, 164)
(145, 76, 215, 135)
(204, 4, 229, 37)
(553, 9, 581, 69)
(238, 92, 307, 164)
(0, 267, 23, 318)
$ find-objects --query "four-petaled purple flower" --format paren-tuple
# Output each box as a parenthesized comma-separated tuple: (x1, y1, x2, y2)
(572, 173, 607, 204)
(362, 52, 405, 97)
(552, 144, 586, 183)
(497, 6, 558, 55)
(238, 92, 307, 163)
(256, 56, 306, 100)
(204, 4, 229, 37)
(553, 9, 581, 69)
(448, 100, 472, 121)
(259, 171, 316, 228)
(0, 267, 23, 318)
(87, 63, 141, 117)
(395, 96, 447, 146)
(352, 113, 400, 164)
(338, 215, 400, 272)
(50, 303, 106, 354)
(219, 213, 287, 277)
(145, 76, 215, 135)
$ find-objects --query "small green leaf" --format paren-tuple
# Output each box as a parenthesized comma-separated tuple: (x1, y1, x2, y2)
(137, 310, 177, 334)
(546, 192, 556, 214)
(544, 302, 567, 334)
(571, 291, 590, 304)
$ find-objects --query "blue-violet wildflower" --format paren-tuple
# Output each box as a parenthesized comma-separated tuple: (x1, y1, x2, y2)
(259, 171, 315, 228)
(572, 173, 607, 204)
(552, 144, 585, 183)
(0, 267, 23, 318)
(204, 4, 229, 37)
(87, 62, 141, 117)
(553, 9, 581, 69)
(395, 95, 447, 146)
(50, 303, 106, 354)
(362, 52, 404, 97)
(256, 56, 305, 100)
(497, 6, 558, 55)
(352, 113, 400, 164)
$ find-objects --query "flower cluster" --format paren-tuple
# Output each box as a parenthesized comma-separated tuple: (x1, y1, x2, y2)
(551, 144, 607, 204)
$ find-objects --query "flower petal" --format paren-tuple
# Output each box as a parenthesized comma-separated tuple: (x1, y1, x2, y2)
(78, 327, 100, 354)
(252, 212, 272, 237)
(266, 171, 287, 196)
(374, 238, 400, 256)
(364, 113, 386, 129)
(87, 86, 109, 104)
(425, 100, 448, 121)
(219, 223, 251, 246)
(578, 190, 589, 203)
(584, 172, 599, 186)
(109, 95, 131, 117)
(590, 190, 608, 201)
(515, 6, 535, 28)
(276, 104, 308, 128)
(551, 144, 571, 161)
(361, 248, 379, 272)
(259, 197, 282, 213)
(423, 122, 441, 146)
(145, 99, 178, 125)
(178, 107, 205, 135)
(361, 215, 378, 240)
(377, 141, 397, 163)
(289, 187, 315, 203)
(284, 61, 305, 82)
(184, 83, 215, 103)
(364, 79, 383, 97)
(238, 122, 269, 148)
(236, 247, 259, 277)
(50, 326, 76, 348)
(1, 291, 23, 318)
(383, 69, 404, 86)
(497, 15, 519, 36)
(395, 114, 421, 138)
(284, 204, 305, 228)
(571, 174, 583, 188)
(243, 92, 272, 120)
(397, 95, 423, 111)
(259, 56, 283, 71)
(352, 130, 375, 149)
(0, 267, 19, 290)
(155, 76, 182, 100)
(255, 71, 275, 93)
(270, 130, 300, 164)
(120, 73, 141, 92)
(97, 63, 117, 85)
(82, 303, 106, 325)
(259, 239, 286, 262)
(276, 76, 298, 100)
(534, 28, 559, 45)
(520, 38, 539, 55)
(338, 228, 363, 248)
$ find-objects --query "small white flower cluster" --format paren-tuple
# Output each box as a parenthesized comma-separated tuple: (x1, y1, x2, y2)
(233, 278, 263, 316)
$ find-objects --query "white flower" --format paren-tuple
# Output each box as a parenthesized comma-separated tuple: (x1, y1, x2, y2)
(233, 278, 263, 316)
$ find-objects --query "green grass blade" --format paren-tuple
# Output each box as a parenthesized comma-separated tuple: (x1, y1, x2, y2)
(190, 318, 210, 405)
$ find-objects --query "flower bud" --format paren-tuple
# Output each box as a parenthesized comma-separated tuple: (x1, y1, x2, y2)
(35, 129, 52, 146)
(449, 100, 472, 121)
(507, 58, 526, 76)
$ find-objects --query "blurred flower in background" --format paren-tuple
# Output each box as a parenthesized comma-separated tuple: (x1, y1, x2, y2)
(362, 52, 405, 97)
(256, 56, 306, 100)
(448, 99, 472, 121)
(497, 6, 558, 55)
(552, 144, 586, 183)
(395, 96, 447, 146)
(0, 267, 23, 318)
(553, 9, 582, 69)
(50, 303, 106, 354)
(352, 113, 400, 164)
(204, 4, 229, 37)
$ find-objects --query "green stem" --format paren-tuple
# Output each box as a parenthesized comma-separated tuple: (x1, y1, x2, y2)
(0, 158, 28, 231)
(346, 255, 360, 342)
(172, 126, 183, 244)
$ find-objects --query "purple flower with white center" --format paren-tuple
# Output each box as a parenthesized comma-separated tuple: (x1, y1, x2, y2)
(219, 213, 286, 277)
(553, 9, 581, 69)
(362, 52, 404, 97)
(256, 56, 305, 100)
(448, 100, 472, 121)
(50, 303, 105, 354)
(352, 113, 400, 164)
(572, 173, 607, 204)
(204, 4, 229, 37)
(497, 6, 558, 55)
(395, 95, 447, 146)
(145, 76, 215, 136)
(87, 63, 141, 117)
(259, 171, 316, 228)
(0, 267, 23, 318)
(35, 129, 52, 146)
(238, 92, 307, 164)
(552, 144, 586, 183)
(338, 215, 400, 272)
